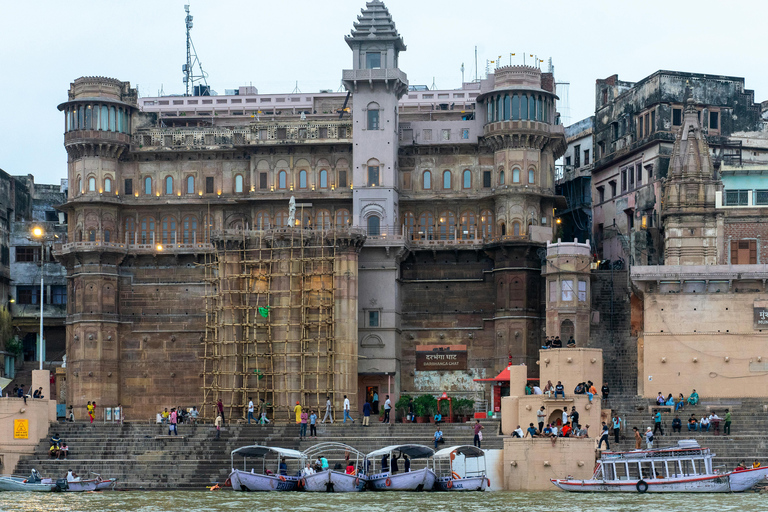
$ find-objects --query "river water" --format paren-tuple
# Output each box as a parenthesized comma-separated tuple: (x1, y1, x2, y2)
(0, 490, 764, 512)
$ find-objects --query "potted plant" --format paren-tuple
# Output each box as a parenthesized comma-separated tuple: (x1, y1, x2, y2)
(455, 398, 475, 423)
(395, 395, 411, 422)
(414, 394, 437, 423)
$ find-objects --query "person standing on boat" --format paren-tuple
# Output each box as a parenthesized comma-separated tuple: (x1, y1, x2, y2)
(343, 395, 355, 423)
(380, 454, 389, 473)
(372, 391, 380, 415)
(633, 427, 642, 449)
(279, 458, 288, 476)
(362, 400, 372, 427)
(322, 396, 333, 424)
(403, 454, 411, 472)
(383, 395, 392, 424)
(473, 420, 484, 448)
(645, 427, 654, 449)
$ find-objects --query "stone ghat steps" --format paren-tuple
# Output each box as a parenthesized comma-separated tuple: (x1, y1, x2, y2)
(15, 421, 502, 489)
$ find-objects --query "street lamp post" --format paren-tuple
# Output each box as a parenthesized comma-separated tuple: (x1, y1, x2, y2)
(32, 226, 45, 370)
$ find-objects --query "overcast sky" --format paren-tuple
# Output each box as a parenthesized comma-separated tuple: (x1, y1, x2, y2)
(1, 0, 765, 184)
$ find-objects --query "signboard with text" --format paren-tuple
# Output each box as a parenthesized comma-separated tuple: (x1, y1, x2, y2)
(13, 419, 28, 439)
(416, 344, 468, 371)
(754, 301, 768, 329)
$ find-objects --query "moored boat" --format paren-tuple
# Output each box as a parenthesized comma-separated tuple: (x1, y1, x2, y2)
(43, 475, 117, 492)
(551, 440, 768, 493)
(229, 446, 304, 492)
(433, 445, 489, 491)
(0, 470, 60, 492)
(367, 445, 436, 491)
(301, 442, 367, 492)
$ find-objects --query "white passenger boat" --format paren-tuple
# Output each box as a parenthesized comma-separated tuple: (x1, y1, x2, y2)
(367, 445, 436, 491)
(301, 442, 367, 492)
(229, 446, 304, 492)
(0, 470, 59, 492)
(433, 445, 489, 491)
(551, 440, 768, 493)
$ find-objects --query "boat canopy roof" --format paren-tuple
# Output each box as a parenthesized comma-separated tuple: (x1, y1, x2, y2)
(367, 444, 435, 459)
(231, 445, 304, 459)
(303, 442, 366, 459)
(434, 445, 485, 459)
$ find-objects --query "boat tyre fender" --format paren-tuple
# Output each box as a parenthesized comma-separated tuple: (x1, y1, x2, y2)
(385, 477, 392, 487)
(279, 475, 287, 482)
(224, 477, 232, 487)
(486, 478, 491, 488)
(636, 480, 648, 493)
(298, 478, 305, 489)
(446, 480, 453, 489)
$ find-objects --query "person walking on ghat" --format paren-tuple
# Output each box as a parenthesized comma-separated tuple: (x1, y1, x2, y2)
(215, 414, 222, 439)
(294, 401, 302, 424)
(383, 395, 392, 424)
(87, 401, 96, 424)
(372, 391, 380, 415)
(473, 420, 484, 448)
(362, 400, 372, 427)
(247, 397, 255, 424)
(633, 427, 642, 449)
(322, 396, 334, 424)
(259, 398, 270, 425)
(217, 399, 225, 425)
(598, 423, 610, 450)
(343, 395, 355, 423)
(724, 409, 732, 435)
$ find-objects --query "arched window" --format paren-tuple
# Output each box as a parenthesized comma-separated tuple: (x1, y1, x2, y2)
(335, 209, 350, 227)
(495, 95, 501, 122)
(316, 209, 331, 229)
(104, 177, 112, 193)
(109, 106, 116, 131)
(443, 170, 451, 189)
(460, 211, 476, 239)
(530, 95, 536, 120)
(100, 105, 108, 130)
(402, 211, 416, 239)
(144, 176, 152, 195)
(423, 170, 431, 189)
(543, 99, 548, 123)
(300, 210, 311, 228)
(463, 170, 471, 189)
(279, 170, 287, 189)
(486, 100, 492, 123)
(235, 174, 244, 193)
(76, 177, 81, 195)
(186, 175, 195, 194)
(528, 168, 535, 184)
(499, 170, 505, 185)
(125, 217, 135, 244)
(299, 170, 307, 189)
(165, 176, 173, 195)
(500, 223, 507, 236)
(88, 229, 96, 242)
(161, 216, 176, 244)
(182, 215, 198, 243)
(88, 177, 96, 192)
(275, 210, 289, 227)
(513, 168, 521, 183)
(538, 95, 543, 121)
(104, 230, 111, 242)
(85, 105, 92, 130)
(512, 221, 521, 237)
(367, 215, 381, 236)
(503, 94, 510, 120)
(521, 95, 528, 120)
(367, 103, 380, 130)
(418, 211, 435, 240)
(140, 216, 155, 244)
(319, 170, 328, 188)
(255, 211, 270, 230)
(438, 211, 456, 240)
(479, 210, 494, 238)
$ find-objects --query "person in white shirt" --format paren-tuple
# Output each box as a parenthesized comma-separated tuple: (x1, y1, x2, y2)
(550, 425, 559, 437)
(512, 425, 524, 438)
(343, 395, 355, 423)
(322, 396, 333, 424)
(532, 385, 542, 395)
(247, 398, 255, 424)
(536, 406, 546, 432)
(301, 463, 315, 476)
(66, 470, 81, 483)
(383, 395, 392, 424)
(562, 410, 568, 426)
(700, 416, 710, 432)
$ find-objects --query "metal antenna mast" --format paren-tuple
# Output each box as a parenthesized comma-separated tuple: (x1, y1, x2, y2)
(183, 4, 209, 96)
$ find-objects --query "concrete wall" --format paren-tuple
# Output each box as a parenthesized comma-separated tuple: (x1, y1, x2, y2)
(539, 348, 603, 397)
(504, 438, 596, 491)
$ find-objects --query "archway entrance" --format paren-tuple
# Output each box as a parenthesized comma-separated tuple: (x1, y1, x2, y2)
(560, 319, 575, 343)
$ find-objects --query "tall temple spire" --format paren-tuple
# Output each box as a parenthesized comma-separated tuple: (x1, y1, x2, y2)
(662, 98, 722, 265)
(345, 0, 405, 51)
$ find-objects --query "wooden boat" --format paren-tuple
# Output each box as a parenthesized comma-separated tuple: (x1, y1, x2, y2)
(0, 470, 59, 492)
(551, 439, 768, 493)
(229, 446, 303, 492)
(433, 445, 489, 491)
(366, 445, 436, 491)
(301, 442, 367, 492)
(43, 474, 117, 492)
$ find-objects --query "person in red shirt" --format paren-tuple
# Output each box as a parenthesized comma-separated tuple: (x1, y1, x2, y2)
(561, 422, 572, 437)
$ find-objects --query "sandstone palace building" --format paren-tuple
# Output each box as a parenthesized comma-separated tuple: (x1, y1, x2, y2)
(56, 1, 569, 420)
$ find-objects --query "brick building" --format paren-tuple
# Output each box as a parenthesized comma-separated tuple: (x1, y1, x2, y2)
(55, 0, 567, 420)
